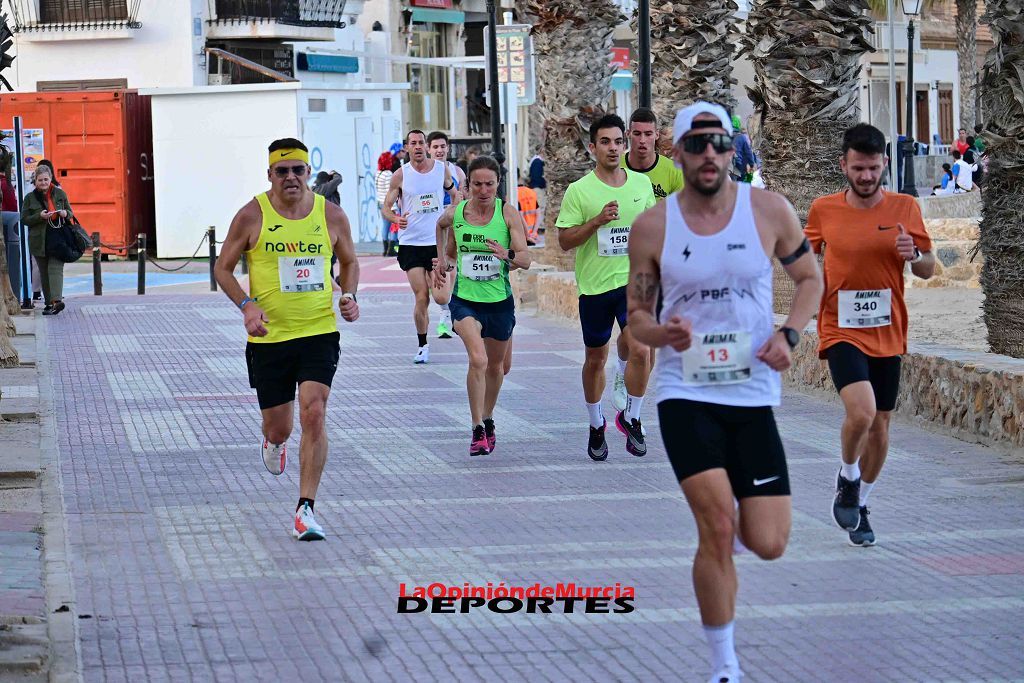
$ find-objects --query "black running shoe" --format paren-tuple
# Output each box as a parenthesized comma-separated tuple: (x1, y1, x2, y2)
(588, 420, 608, 461)
(614, 410, 647, 457)
(848, 506, 876, 547)
(832, 470, 861, 531)
(483, 418, 496, 453)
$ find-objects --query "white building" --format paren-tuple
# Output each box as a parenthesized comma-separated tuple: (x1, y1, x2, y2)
(0, 0, 408, 255)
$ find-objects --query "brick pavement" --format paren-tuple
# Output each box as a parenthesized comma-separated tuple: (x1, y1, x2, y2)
(39, 286, 1024, 682)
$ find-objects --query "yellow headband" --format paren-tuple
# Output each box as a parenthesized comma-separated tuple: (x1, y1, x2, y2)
(270, 148, 309, 166)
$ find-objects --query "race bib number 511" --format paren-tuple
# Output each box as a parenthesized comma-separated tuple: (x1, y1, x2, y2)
(279, 256, 325, 293)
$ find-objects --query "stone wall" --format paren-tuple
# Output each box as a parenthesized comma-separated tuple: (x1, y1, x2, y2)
(917, 192, 981, 219)
(909, 218, 982, 289)
(521, 270, 1023, 451)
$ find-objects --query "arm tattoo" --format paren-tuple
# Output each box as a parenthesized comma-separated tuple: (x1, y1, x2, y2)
(632, 272, 659, 305)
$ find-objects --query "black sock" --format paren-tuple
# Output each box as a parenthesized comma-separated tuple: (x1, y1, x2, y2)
(417, 333, 427, 347)
(297, 497, 315, 513)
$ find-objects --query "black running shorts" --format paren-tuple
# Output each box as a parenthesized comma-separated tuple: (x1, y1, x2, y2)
(245, 332, 340, 410)
(657, 398, 790, 499)
(397, 244, 437, 272)
(824, 342, 901, 412)
(578, 285, 628, 348)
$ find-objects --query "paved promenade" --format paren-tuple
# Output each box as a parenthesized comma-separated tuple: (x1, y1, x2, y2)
(29, 263, 1024, 681)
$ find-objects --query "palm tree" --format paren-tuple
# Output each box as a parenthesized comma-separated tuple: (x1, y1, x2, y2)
(742, 0, 873, 311)
(977, 0, 1023, 358)
(520, 0, 624, 271)
(646, 0, 741, 126)
(955, 0, 978, 130)
(0, 234, 18, 369)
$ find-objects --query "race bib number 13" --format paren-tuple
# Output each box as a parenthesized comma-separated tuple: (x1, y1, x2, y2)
(681, 331, 753, 386)
(279, 256, 325, 293)
(597, 226, 631, 257)
(838, 289, 892, 328)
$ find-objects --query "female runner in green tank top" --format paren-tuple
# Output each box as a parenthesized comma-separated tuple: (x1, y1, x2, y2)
(434, 156, 531, 456)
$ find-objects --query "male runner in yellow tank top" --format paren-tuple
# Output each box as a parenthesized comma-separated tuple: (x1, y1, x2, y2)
(215, 138, 360, 541)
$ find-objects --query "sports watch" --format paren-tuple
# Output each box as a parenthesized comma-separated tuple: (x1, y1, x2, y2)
(779, 326, 800, 349)
(506, 249, 516, 263)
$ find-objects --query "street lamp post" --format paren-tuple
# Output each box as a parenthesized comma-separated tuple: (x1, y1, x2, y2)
(899, 0, 922, 196)
(638, 0, 651, 109)
(485, 1, 506, 195)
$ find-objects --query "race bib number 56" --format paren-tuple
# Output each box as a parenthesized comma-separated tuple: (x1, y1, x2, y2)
(597, 226, 631, 257)
(279, 256, 325, 293)
(838, 289, 892, 328)
(681, 331, 753, 385)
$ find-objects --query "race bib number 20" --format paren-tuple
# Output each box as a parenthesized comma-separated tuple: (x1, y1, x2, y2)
(279, 256, 325, 293)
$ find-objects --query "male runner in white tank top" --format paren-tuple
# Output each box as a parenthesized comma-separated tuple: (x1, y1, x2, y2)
(428, 130, 467, 339)
(627, 102, 823, 683)
(381, 130, 456, 363)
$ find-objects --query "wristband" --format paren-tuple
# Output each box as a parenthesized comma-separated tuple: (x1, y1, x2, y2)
(238, 296, 256, 311)
(341, 292, 357, 303)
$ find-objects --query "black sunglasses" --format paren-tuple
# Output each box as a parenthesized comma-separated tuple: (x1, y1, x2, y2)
(681, 133, 734, 155)
(273, 164, 308, 178)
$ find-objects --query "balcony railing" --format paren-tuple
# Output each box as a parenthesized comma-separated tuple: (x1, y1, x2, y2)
(210, 0, 347, 28)
(7, 0, 143, 32)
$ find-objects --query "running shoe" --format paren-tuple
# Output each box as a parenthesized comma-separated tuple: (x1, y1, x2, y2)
(614, 410, 647, 457)
(832, 470, 861, 531)
(261, 439, 286, 475)
(588, 420, 608, 461)
(708, 666, 743, 683)
(848, 506, 876, 547)
(470, 425, 489, 456)
(483, 418, 496, 453)
(612, 371, 627, 412)
(414, 345, 429, 364)
(437, 311, 453, 339)
(293, 502, 325, 541)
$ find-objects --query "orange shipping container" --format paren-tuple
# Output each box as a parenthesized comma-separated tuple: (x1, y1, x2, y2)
(0, 90, 155, 256)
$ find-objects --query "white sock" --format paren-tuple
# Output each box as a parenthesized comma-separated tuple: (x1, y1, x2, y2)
(586, 401, 604, 429)
(841, 461, 861, 481)
(625, 394, 644, 422)
(859, 480, 875, 507)
(616, 358, 627, 375)
(703, 621, 739, 671)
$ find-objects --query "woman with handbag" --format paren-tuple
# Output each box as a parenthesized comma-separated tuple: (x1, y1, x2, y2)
(21, 165, 74, 315)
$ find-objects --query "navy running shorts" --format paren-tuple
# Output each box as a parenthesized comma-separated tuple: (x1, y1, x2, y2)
(578, 285, 627, 348)
(448, 294, 515, 341)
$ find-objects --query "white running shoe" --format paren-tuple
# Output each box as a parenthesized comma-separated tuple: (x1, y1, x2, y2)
(414, 345, 429, 364)
(708, 665, 743, 683)
(293, 502, 325, 541)
(437, 310, 453, 339)
(612, 371, 627, 412)
(261, 439, 286, 475)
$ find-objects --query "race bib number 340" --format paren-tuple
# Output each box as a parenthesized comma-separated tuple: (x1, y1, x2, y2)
(279, 256, 325, 293)
(681, 331, 753, 386)
(838, 289, 892, 328)
(597, 226, 631, 257)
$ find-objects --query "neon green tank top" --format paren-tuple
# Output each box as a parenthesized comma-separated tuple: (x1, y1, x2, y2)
(453, 199, 512, 303)
(246, 192, 336, 343)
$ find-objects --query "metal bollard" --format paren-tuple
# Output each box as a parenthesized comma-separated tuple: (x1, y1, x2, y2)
(208, 226, 217, 292)
(240, 251, 248, 275)
(92, 232, 102, 296)
(137, 233, 146, 295)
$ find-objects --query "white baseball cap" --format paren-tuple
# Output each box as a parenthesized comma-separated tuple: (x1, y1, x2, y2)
(672, 101, 733, 144)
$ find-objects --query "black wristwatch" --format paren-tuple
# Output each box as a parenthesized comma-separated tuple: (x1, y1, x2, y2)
(779, 326, 800, 349)
(506, 249, 516, 263)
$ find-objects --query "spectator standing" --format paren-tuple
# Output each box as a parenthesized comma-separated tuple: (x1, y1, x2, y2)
(954, 128, 970, 156)
(375, 152, 395, 256)
(528, 153, 546, 232)
(1, 148, 22, 300)
(731, 115, 757, 182)
(312, 170, 342, 206)
(22, 164, 74, 315)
